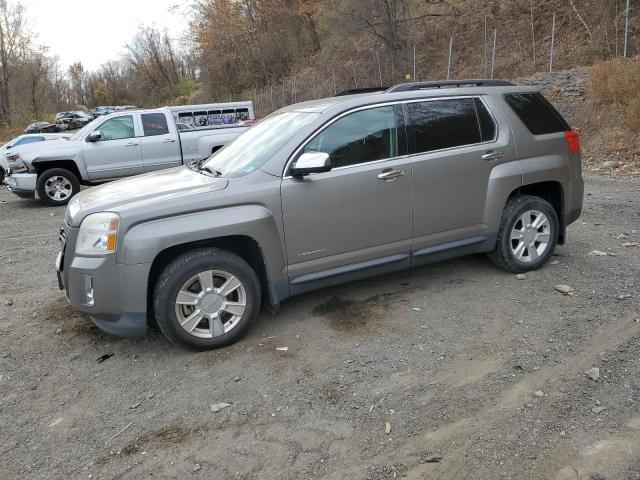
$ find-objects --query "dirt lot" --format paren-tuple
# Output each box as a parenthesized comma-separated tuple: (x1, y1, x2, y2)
(0, 173, 639, 480)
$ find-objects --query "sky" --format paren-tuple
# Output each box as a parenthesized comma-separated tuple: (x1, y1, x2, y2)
(22, 0, 190, 71)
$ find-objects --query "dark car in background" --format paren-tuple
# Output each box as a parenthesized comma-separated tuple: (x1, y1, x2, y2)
(55, 112, 93, 130)
(24, 122, 60, 134)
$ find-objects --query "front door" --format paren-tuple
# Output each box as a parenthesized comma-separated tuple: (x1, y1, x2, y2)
(281, 105, 413, 293)
(83, 114, 143, 181)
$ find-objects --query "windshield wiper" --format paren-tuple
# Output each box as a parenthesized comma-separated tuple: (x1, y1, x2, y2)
(198, 163, 223, 177)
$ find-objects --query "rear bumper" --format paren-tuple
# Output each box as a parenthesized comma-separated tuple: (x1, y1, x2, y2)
(5, 172, 36, 197)
(58, 232, 151, 337)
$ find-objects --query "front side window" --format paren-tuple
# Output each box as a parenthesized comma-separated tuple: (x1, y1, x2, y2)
(408, 98, 481, 153)
(303, 106, 397, 168)
(141, 113, 169, 136)
(97, 115, 135, 141)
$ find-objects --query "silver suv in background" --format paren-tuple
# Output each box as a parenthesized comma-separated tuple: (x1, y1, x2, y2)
(56, 80, 584, 350)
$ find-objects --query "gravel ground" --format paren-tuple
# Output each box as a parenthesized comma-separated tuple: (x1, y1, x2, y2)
(0, 174, 639, 480)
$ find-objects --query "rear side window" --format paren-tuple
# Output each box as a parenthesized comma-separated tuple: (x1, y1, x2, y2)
(505, 93, 569, 135)
(474, 98, 497, 141)
(407, 98, 481, 153)
(141, 113, 169, 136)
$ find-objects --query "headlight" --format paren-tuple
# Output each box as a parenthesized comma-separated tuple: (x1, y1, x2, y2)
(7, 153, 27, 173)
(66, 196, 81, 226)
(76, 212, 119, 255)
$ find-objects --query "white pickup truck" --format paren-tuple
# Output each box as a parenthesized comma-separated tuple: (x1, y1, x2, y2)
(5, 106, 252, 206)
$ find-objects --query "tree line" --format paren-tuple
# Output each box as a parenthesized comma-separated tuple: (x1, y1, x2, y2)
(0, 0, 636, 129)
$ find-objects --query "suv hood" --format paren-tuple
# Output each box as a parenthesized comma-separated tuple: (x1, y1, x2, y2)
(67, 166, 228, 226)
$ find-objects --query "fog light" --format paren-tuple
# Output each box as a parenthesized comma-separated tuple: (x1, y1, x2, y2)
(84, 275, 94, 306)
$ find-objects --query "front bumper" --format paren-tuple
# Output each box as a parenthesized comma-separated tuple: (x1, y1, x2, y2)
(57, 224, 152, 337)
(5, 172, 37, 197)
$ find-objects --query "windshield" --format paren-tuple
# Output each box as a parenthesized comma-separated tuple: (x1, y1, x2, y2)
(69, 117, 101, 141)
(201, 111, 317, 178)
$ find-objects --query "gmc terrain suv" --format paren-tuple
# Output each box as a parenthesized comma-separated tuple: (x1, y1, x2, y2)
(57, 80, 584, 350)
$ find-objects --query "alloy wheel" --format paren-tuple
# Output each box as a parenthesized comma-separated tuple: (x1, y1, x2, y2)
(174, 270, 247, 339)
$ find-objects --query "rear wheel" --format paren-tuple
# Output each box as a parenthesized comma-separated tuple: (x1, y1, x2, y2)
(36, 168, 80, 206)
(153, 248, 261, 350)
(0, 166, 5, 184)
(488, 194, 559, 273)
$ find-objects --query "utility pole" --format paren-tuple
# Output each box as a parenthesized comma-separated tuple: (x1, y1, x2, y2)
(624, 0, 630, 57)
(446, 36, 453, 80)
(549, 13, 556, 73)
(491, 29, 497, 79)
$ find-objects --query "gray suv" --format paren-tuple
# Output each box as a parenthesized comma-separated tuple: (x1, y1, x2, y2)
(57, 80, 583, 350)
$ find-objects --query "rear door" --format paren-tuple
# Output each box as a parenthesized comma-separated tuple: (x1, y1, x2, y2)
(407, 96, 516, 261)
(139, 112, 182, 172)
(82, 114, 143, 181)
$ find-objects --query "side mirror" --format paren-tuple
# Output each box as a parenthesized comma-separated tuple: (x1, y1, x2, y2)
(87, 130, 102, 142)
(290, 152, 332, 177)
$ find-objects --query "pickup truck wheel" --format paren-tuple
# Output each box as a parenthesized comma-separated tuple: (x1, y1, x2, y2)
(488, 195, 559, 273)
(36, 168, 80, 206)
(153, 248, 261, 351)
(0, 166, 5, 184)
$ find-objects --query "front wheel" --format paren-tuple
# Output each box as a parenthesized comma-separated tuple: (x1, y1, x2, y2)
(0, 166, 5, 184)
(153, 248, 262, 350)
(36, 168, 80, 206)
(488, 195, 559, 273)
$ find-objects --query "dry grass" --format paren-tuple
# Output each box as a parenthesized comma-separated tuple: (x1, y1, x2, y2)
(589, 59, 640, 133)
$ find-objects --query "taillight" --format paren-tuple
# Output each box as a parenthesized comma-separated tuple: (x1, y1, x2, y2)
(564, 130, 580, 154)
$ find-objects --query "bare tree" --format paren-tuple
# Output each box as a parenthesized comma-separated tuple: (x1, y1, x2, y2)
(0, 0, 29, 123)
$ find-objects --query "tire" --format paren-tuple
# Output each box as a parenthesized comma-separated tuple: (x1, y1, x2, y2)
(487, 194, 559, 273)
(36, 168, 80, 206)
(153, 248, 262, 351)
(0, 166, 5, 184)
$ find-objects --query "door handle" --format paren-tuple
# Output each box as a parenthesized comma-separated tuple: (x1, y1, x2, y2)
(125, 142, 138, 147)
(163, 138, 176, 143)
(377, 169, 405, 180)
(481, 150, 505, 161)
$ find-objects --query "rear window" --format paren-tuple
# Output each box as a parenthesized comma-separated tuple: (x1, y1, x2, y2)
(505, 93, 569, 135)
(407, 98, 481, 153)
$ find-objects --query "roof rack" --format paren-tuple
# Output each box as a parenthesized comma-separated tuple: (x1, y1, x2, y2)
(335, 87, 389, 96)
(386, 79, 514, 93)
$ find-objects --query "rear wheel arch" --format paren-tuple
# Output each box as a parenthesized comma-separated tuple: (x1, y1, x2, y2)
(147, 235, 272, 322)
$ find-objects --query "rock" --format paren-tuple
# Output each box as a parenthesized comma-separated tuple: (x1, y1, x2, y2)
(550, 260, 560, 265)
(384, 422, 392, 434)
(591, 406, 606, 414)
(516, 274, 526, 280)
(210, 402, 232, 413)
(129, 401, 142, 409)
(554, 285, 575, 295)
(559, 430, 566, 437)
(233, 376, 241, 383)
(192, 463, 201, 473)
(585, 367, 600, 381)
(55, 328, 62, 334)
(534, 390, 545, 398)
(588, 250, 608, 256)
(602, 160, 620, 169)
(622, 241, 639, 247)
(5, 299, 13, 307)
